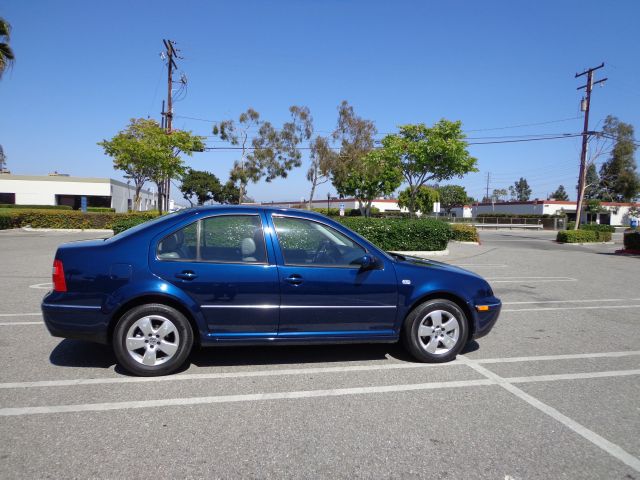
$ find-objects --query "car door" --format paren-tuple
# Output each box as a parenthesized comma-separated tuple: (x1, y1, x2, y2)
(150, 212, 280, 337)
(269, 214, 398, 337)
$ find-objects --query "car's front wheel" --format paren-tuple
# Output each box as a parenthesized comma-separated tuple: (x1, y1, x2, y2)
(113, 304, 194, 376)
(402, 299, 469, 363)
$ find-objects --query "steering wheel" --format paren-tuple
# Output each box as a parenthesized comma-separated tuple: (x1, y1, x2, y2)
(312, 240, 341, 265)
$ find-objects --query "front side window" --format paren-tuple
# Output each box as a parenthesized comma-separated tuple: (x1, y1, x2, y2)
(272, 216, 365, 267)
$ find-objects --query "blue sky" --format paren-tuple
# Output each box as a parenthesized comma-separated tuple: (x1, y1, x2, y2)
(1, 0, 639, 204)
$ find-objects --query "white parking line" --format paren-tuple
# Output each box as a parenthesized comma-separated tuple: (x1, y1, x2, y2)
(508, 369, 640, 384)
(452, 264, 508, 268)
(0, 321, 43, 326)
(463, 360, 640, 473)
(0, 361, 461, 389)
(0, 379, 496, 416)
(503, 298, 640, 305)
(1, 368, 639, 419)
(477, 350, 640, 364)
(503, 305, 640, 313)
(487, 277, 577, 283)
(0, 313, 42, 317)
(2, 350, 639, 390)
(29, 282, 52, 290)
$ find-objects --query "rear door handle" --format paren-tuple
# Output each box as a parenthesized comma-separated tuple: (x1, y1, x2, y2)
(175, 271, 198, 281)
(284, 274, 303, 286)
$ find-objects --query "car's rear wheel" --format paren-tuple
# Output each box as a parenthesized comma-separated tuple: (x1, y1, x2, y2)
(113, 304, 193, 376)
(402, 299, 469, 363)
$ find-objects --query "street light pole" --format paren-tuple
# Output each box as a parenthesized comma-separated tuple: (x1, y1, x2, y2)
(327, 192, 330, 213)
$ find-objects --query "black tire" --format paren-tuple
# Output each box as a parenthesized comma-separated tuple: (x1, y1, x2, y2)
(402, 299, 469, 363)
(113, 303, 194, 376)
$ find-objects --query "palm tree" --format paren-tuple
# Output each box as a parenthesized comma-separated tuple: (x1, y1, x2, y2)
(0, 17, 15, 79)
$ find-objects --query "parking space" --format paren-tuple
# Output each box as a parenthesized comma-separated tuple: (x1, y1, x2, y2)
(0, 228, 639, 478)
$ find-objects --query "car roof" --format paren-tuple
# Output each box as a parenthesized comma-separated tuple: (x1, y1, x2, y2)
(186, 204, 329, 218)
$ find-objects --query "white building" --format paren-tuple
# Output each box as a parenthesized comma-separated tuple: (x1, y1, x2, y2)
(0, 174, 158, 213)
(462, 200, 639, 226)
(264, 197, 405, 213)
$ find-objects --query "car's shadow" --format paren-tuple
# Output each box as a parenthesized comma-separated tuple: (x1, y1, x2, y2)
(50, 339, 117, 369)
(49, 338, 480, 373)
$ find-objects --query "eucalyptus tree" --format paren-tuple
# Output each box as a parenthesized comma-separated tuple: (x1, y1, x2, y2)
(213, 106, 313, 203)
(0, 18, 15, 79)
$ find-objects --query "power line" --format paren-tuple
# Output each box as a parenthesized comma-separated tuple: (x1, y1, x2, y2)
(176, 113, 585, 137)
(202, 133, 583, 151)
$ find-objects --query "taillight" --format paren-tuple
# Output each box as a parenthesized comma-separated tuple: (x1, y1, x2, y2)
(52, 259, 67, 292)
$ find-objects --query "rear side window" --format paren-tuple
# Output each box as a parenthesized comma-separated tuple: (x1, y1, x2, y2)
(157, 222, 198, 260)
(200, 215, 267, 263)
(157, 215, 267, 264)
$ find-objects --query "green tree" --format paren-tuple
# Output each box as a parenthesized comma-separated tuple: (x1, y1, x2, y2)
(337, 149, 403, 217)
(180, 169, 222, 206)
(437, 185, 471, 213)
(550, 185, 569, 201)
(99, 118, 204, 213)
(214, 106, 313, 204)
(492, 188, 508, 202)
(378, 121, 477, 216)
(307, 136, 338, 209)
(0, 144, 6, 172)
(0, 18, 15, 79)
(510, 177, 532, 201)
(330, 101, 379, 215)
(584, 163, 600, 200)
(598, 116, 640, 202)
(398, 186, 439, 214)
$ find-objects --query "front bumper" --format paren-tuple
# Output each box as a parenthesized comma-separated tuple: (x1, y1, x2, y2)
(471, 299, 501, 339)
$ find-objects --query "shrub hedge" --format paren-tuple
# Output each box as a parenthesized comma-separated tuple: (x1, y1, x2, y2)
(556, 230, 598, 243)
(0, 204, 72, 210)
(87, 207, 116, 213)
(337, 217, 451, 251)
(450, 224, 479, 242)
(623, 229, 640, 250)
(0, 209, 159, 230)
(0, 213, 12, 230)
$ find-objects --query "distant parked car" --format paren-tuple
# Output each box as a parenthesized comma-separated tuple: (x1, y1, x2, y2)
(42, 206, 501, 376)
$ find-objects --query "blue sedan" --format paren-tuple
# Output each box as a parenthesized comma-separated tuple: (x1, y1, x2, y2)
(42, 206, 501, 376)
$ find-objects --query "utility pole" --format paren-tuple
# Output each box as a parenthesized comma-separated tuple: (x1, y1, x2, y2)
(485, 172, 491, 202)
(574, 63, 607, 228)
(161, 39, 179, 213)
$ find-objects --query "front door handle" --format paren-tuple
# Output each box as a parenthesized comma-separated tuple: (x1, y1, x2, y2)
(175, 271, 198, 281)
(284, 274, 303, 286)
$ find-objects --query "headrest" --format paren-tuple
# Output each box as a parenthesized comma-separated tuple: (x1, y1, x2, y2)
(160, 233, 178, 252)
(241, 237, 256, 256)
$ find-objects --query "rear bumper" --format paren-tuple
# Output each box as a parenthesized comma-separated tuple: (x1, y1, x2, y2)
(471, 300, 501, 339)
(41, 302, 109, 344)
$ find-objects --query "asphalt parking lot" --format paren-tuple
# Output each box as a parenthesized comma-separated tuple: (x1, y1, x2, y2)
(0, 228, 638, 479)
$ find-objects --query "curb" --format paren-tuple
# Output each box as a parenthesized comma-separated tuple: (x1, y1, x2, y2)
(556, 241, 615, 246)
(450, 241, 481, 246)
(391, 250, 449, 257)
(20, 227, 114, 233)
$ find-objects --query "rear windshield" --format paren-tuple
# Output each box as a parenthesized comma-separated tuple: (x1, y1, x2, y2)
(107, 210, 193, 242)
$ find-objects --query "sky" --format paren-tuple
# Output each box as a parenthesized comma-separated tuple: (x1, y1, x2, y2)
(1, 0, 639, 204)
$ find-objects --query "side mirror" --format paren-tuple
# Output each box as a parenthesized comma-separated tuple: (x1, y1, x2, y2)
(355, 253, 380, 271)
